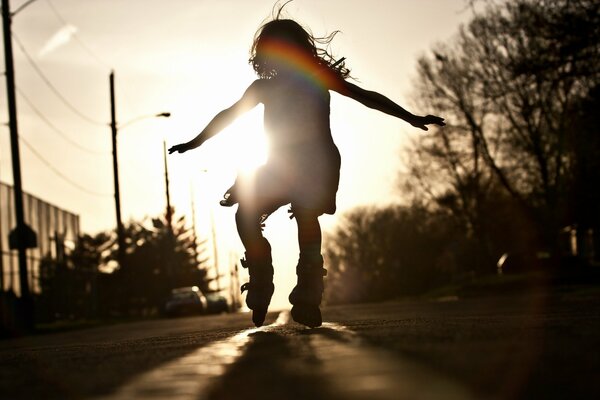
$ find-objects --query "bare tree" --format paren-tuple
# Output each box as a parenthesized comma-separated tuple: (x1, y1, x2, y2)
(406, 0, 600, 251)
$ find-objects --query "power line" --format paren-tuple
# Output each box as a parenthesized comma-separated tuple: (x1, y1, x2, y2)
(16, 86, 110, 156)
(45, 0, 112, 70)
(11, 0, 38, 16)
(19, 134, 112, 197)
(43, 0, 141, 123)
(11, 31, 106, 126)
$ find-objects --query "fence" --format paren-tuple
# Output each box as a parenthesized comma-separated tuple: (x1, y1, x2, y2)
(0, 182, 80, 295)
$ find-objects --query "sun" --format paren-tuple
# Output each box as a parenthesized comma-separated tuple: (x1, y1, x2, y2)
(225, 107, 268, 173)
(195, 106, 268, 186)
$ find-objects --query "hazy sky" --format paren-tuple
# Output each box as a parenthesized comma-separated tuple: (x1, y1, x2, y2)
(1, 0, 472, 308)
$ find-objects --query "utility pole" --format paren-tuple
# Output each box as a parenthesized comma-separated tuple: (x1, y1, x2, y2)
(2, 0, 34, 328)
(162, 139, 175, 289)
(109, 71, 125, 269)
(210, 209, 220, 292)
(197, 170, 221, 292)
(162, 140, 172, 230)
(110, 73, 170, 270)
(189, 182, 199, 264)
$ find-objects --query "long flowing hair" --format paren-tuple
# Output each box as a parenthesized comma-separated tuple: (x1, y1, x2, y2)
(249, 3, 350, 80)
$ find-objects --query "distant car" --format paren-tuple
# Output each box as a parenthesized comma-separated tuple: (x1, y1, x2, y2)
(165, 286, 208, 317)
(496, 250, 554, 274)
(205, 293, 229, 314)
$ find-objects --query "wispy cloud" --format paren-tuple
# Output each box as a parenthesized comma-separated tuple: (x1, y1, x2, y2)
(38, 24, 78, 58)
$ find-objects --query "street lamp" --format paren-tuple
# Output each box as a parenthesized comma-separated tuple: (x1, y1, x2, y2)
(109, 70, 170, 269)
(119, 112, 171, 130)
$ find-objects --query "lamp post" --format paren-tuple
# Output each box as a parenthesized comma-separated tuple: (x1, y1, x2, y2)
(109, 71, 170, 269)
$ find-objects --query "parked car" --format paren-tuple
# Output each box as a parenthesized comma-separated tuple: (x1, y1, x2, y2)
(164, 286, 207, 317)
(205, 293, 229, 314)
(496, 250, 554, 274)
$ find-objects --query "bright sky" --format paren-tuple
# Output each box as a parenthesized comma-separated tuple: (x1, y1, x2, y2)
(1, 0, 471, 309)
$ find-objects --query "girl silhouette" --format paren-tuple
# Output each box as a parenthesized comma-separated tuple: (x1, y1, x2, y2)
(169, 11, 444, 328)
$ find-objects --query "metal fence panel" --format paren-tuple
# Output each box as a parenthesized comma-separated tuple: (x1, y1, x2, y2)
(0, 182, 80, 295)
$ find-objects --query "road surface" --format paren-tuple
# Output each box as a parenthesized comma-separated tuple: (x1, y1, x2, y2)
(1, 287, 598, 399)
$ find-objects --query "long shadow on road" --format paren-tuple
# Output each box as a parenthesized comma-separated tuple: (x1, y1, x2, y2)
(206, 329, 339, 400)
(206, 321, 471, 400)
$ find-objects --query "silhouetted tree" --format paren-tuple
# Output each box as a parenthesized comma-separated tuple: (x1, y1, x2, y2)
(324, 205, 470, 304)
(36, 210, 212, 319)
(564, 85, 600, 231)
(407, 0, 600, 255)
(325, 1, 600, 305)
(100, 211, 211, 316)
(36, 233, 109, 321)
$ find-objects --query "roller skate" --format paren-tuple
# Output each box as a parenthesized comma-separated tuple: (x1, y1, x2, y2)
(240, 239, 274, 327)
(219, 189, 238, 207)
(289, 255, 327, 328)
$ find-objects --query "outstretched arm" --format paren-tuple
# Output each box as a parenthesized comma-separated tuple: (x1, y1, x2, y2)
(332, 80, 445, 131)
(169, 81, 262, 154)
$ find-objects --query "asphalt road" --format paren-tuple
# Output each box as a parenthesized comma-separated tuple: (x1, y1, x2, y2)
(0, 286, 598, 399)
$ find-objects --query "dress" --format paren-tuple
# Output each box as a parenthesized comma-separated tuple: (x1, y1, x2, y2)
(222, 75, 341, 217)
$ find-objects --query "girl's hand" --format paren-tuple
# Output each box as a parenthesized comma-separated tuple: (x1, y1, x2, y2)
(410, 115, 445, 131)
(168, 143, 190, 154)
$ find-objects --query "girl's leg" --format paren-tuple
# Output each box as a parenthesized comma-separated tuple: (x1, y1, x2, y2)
(235, 204, 274, 327)
(235, 204, 269, 260)
(295, 209, 322, 262)
(290, 208, 327, 327)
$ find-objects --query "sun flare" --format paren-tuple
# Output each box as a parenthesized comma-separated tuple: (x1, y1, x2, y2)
(225, 108, 268, 173)
(193, 107, 268, 198)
